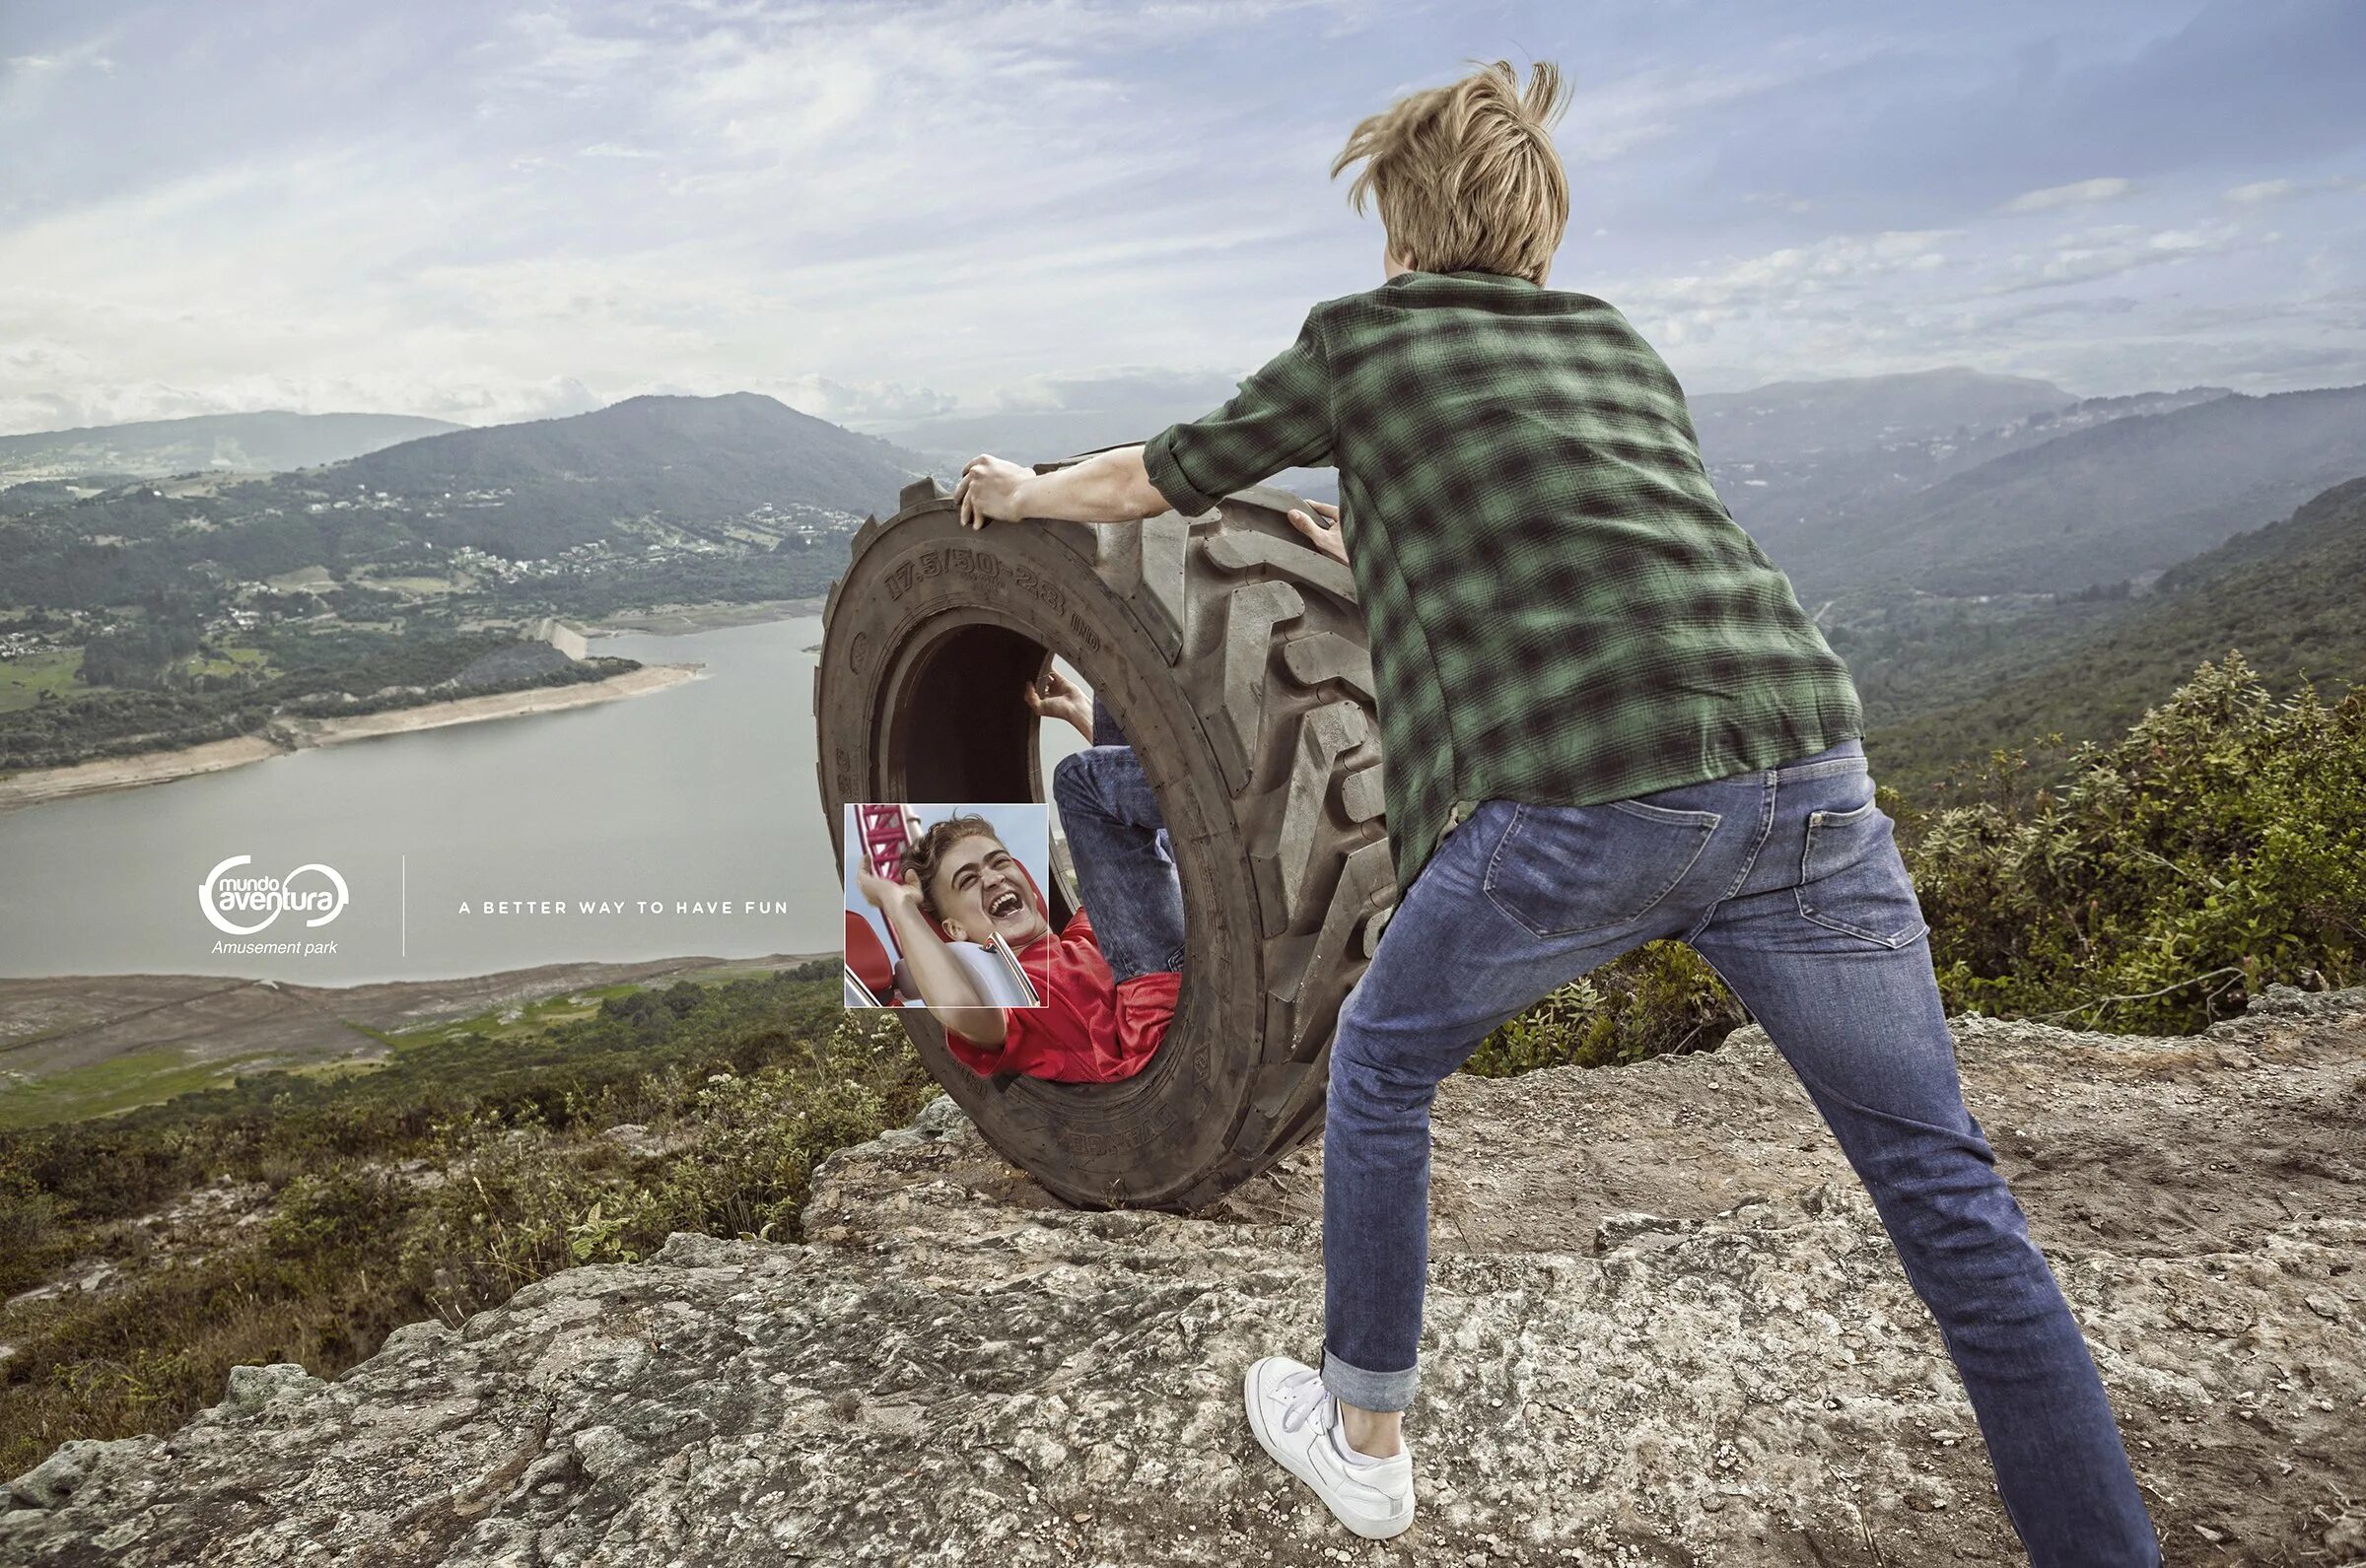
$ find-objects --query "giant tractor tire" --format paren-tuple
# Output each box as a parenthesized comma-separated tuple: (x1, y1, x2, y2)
(814, 473, 1397, 1211)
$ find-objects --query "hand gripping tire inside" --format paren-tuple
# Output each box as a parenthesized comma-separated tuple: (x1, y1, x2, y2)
(814, 471, 1397, 1210)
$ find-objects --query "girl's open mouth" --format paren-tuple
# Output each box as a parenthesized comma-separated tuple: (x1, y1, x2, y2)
(988, 888, 1024, 920)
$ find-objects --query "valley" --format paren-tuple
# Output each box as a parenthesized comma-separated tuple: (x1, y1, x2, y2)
(0, 396, 924, 777)
(4, 371, 2361, 798)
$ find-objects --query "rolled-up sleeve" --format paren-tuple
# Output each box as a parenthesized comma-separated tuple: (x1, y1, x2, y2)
(1143, 310, 1334, 516)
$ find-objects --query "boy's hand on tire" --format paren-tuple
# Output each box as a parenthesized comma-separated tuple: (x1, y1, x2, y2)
(1287, 500, 1349, 566)
(955, 453, 1031, 529)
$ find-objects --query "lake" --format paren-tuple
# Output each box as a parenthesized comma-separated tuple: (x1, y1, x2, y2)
(0, 616, 865, 985)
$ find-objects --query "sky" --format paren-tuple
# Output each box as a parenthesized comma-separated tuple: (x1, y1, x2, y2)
(2, 0, 2362, 439)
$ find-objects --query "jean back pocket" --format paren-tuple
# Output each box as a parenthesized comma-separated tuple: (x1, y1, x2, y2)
(1795, 797, 1928, 948)
(1483, 797, 1721, 941)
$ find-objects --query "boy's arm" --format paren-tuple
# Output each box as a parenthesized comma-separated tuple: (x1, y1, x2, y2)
(958, 445, 1165, 529)
(855, 866, 1009, 1045)
(1022, 668, 1096, 740)
(958, 310, 1335, 527)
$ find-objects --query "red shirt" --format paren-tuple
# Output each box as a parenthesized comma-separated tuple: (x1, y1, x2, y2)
(944, 908, 1178, 1083)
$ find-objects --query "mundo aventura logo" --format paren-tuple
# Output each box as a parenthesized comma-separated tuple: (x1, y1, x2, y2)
(200, 855, 351, 955)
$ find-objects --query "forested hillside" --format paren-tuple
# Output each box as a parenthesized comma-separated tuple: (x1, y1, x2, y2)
(334, 392, 927, 554)
(0, 394, 929, 611)
(1853, 475, 2366, 789)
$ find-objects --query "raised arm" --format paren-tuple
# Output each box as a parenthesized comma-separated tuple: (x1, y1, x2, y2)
(1023, 667, 1097, 740)
(853, 864, 1009, 1045)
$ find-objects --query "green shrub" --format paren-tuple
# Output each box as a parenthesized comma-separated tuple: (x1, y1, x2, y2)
(1909, 653, 2363, 1031)
(622, 1009, 932, 1248)
(1464, 940, 1746, 1076)
(1462, 653, 2363, 1067)
(392, 1102, 616, 1317)
(265, 1166, 415, 1261)
(0, 1164, 64, 1299)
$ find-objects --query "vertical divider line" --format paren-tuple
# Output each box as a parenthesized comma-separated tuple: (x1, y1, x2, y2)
(401, 853, 407, 960)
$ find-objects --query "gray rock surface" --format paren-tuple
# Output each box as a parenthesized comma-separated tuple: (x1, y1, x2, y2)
(5, 988, 2362, 1565)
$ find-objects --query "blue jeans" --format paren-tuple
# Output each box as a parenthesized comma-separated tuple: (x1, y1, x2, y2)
(1050, 717, 1184, 984)
(1320, 738, 2158, 1567)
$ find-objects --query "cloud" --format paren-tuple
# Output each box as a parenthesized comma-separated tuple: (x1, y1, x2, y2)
(0, 372, 603, 435)
(0, 23, 124, 147)
(867, 367, 1252, 463)
(426, 376, 600, 425)
(987, 368, 1245, 416)
(0, 3, 1305, 432)
(1704, 0, 2366, 225)
(1555, 57, 1867, 165)
(1609, 229, 1957, 343)
(2, 36, 115, 77)
(2226, 178, 2301, 204)
(774, 375, 958, 425)
(1982, 294, 2145, 328)
(0, 2, 2360, 431)
(1985, 220, 2253, 294)
(2002, 176, 2136, 213)
(2222, 174, 2366, 203)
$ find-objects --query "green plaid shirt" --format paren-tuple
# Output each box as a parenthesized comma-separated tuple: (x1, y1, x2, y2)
(1143, 268, 1863, 892)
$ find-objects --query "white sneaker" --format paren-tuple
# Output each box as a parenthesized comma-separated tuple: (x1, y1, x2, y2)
(1242, 1355, 1415, 1539)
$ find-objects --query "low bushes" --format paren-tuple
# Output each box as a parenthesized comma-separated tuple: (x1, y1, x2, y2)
(1466, 654, 2363, 1068)
(0, 976, 926, 1478)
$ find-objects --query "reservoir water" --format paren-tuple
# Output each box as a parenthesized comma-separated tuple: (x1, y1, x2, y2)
(0, 616, 863, 985)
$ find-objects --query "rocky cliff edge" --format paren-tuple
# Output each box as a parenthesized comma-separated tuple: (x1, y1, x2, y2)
(4, 988, 2362, 1565)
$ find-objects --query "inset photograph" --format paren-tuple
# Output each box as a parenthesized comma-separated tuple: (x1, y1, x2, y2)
(843, 801, 1052, 1010)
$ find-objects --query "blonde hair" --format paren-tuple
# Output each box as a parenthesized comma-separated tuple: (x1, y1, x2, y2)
(1333, 60, 1572, 285)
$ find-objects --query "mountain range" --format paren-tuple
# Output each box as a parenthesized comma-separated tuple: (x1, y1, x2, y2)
(336, 392, 926, 525)
(0, 412, 463, 488)
(4, 373, 2358, 787)
(1705, 378, 2238, 589)
(0, 395, 933, 609)
(1688, 367, 2076, 461)
(1764, 382, 2366, 598)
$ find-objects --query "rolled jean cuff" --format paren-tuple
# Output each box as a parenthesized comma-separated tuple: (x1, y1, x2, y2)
(1320, 1345, 1418, 1412)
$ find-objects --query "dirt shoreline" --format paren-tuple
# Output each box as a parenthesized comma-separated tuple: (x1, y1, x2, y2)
(0, 663, 702, 815)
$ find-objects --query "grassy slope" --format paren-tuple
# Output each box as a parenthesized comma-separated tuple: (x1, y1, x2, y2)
(0, 970, 801, 1133)
(0, 649, 84, 714)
